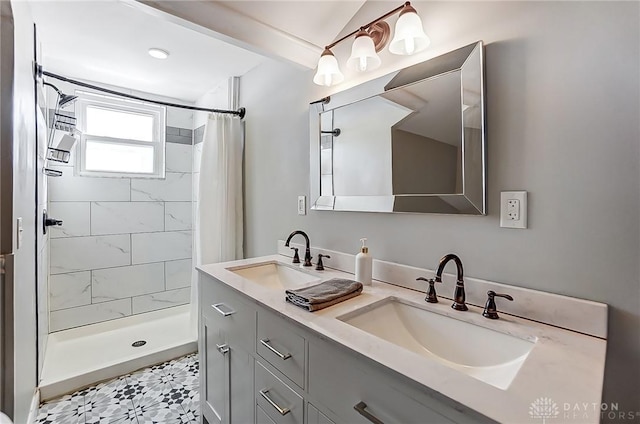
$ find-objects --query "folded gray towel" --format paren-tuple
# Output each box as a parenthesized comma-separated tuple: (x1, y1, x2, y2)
(285, 278, 363, 312)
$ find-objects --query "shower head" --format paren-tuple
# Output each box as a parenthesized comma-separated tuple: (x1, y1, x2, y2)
(58, 94, 78, 108)
(43, 81, 77, 109)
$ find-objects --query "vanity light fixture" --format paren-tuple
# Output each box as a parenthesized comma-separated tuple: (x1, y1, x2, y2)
(313, 1, 430, 87)
(389, 3, 430, 55)
(346, 28, 382, 72)
(148, 48, 170, 60)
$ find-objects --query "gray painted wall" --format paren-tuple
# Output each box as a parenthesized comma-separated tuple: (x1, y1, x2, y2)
(241, 1, 640, 417)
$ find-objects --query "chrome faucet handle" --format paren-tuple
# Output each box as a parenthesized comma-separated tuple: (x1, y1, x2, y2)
(482, 290, 513, 319)
(290, 247, 300, 264)
(315, 254, 330, 271)
(417, 277, 440, 303)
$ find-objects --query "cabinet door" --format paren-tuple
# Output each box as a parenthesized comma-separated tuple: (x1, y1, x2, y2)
(201, 313, 230, 424)
(200, 276, 257, 424)
(229, 346, 255, 424)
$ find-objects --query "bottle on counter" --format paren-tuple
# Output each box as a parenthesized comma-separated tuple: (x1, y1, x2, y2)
(355, 238, 372, 286)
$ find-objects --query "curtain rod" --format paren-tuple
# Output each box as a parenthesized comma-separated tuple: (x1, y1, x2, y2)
(36, 65, 246, 119)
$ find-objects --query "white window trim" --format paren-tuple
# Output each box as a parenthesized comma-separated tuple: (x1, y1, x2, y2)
(75, 91, 166, 179)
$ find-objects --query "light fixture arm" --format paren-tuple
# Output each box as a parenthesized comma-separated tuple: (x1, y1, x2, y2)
(324, 1, 410, 50)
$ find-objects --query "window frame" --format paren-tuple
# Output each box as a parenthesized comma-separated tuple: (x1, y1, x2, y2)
(75, 91, 166, 179)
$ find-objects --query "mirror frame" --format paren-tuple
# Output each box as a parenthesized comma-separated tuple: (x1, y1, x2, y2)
(309, 41, 486, 215)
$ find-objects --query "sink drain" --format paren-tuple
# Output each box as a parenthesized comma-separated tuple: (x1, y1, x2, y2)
(131, 340, 147, 347)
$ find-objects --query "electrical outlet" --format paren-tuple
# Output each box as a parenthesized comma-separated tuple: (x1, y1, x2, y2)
(507, 199, 520, 220)
(297, 195, 306, 215)
(500, 191, 527, 229)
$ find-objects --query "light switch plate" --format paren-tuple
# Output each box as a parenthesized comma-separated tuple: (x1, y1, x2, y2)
(297, 196, 306, 215)
(500, 191, 527, 229)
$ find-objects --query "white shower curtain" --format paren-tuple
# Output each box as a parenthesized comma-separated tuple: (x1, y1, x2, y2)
(191, 113, 244, 332)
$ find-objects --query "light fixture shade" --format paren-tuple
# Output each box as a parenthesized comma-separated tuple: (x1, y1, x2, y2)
(313, 49, 344, 86)
(389, 6, 430, 55)
(346, 30, 381, 72)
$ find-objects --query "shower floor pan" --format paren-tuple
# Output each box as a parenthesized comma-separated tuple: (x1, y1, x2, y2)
(39, 304, 197, 401)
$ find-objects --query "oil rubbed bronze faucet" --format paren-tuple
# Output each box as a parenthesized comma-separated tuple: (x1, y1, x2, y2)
(284, 230, 313, 267)
(482, 291, 513, 319)
(434, 253, 467, 311)
(416, 277, 441, 303)
(315, 254, 330, 271)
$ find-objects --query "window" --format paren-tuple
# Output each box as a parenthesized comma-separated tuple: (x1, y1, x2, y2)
(76, 92, 166, 178)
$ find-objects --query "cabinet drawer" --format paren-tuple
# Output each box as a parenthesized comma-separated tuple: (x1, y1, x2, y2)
(256, 361, 303, 424)
(256, 310, 305, 388)
(201, 275, 256, 352)
(309, 340, 458, 424)
(257, 405, 277, 424)
(308, 403, 335, 424)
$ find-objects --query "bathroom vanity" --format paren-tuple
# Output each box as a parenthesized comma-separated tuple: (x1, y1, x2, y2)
(197, 244, 607, 424)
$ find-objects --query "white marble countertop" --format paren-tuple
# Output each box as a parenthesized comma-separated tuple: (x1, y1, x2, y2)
(198, 255, 606, 423)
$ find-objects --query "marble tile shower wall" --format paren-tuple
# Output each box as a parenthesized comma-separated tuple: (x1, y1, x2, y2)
(47, 126, 195, 332)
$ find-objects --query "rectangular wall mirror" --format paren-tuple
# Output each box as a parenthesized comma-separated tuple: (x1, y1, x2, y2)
(309, 41, 486, 214)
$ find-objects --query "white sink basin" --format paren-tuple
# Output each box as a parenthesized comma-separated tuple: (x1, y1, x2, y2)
(338, 297, 536, 389)
(227, 262, 320, 290)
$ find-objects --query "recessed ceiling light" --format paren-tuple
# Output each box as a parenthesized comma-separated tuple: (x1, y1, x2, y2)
(148, 48, 169, 60)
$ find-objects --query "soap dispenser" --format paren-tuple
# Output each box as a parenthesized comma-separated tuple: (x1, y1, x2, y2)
(355, 238, 372, 286)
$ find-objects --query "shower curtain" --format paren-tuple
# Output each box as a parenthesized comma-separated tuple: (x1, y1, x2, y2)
(191, 113, 244, 332)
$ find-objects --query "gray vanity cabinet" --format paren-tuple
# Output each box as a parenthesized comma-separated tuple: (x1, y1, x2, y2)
(199, 278, 256, 424)
(199, 274, 492, 424)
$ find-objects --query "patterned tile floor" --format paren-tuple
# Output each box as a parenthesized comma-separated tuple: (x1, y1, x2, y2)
(36, 353, 199, 424)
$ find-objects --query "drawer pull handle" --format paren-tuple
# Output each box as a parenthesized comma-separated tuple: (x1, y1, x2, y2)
(216, 343, 229, 354)
(354, 401, 384, 424)
(259, 338, 292, 360)
(212, 303, 236, 317)
(259, 389, 290, 416)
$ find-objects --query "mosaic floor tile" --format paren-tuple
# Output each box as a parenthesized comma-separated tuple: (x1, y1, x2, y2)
(162, 354, 199, 389)
(37, 353, 199, 424)
(179, 389, 200, 423)
(133, 399, 189, 424)
(36, 392, 85, 424)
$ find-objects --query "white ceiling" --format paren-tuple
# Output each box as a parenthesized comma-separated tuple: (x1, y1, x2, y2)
(132, 0, 367, 69)
(218, 1, 366, 49)
(29, 0, 269, 102)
